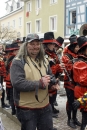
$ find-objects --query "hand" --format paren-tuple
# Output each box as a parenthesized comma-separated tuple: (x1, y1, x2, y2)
(41, 75, 50, 87)
(83, 93, 87, 99)
(59, 63, 66, 70)
(72, 100, 80, 110)
(51, 84, 60, 90)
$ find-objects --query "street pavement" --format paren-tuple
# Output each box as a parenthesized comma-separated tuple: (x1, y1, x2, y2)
(0, 113, 20, 130)
(0, 82, 82, 130)
(53, 95, 81, 130)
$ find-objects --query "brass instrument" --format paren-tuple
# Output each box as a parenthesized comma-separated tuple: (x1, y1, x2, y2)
(79, 24, 87, 36)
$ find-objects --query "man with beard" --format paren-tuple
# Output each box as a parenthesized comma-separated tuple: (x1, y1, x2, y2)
(10, 33, 59, 130)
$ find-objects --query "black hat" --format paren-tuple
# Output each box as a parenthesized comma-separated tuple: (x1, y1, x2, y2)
(77, 36, 87, 52)
(16, 37, 26, 43)
(69, 34, 77, 44)
(4, 43, 19, 52)
(22, 37, 26, 43)
(17, 38, 21, 41)
(56, 36, 64, 47)
(43, 32, 57, 44)
(11, 43, 19, 50)
(4, 44, 12, 52)
(26, 33, 39, 42)
(40, 38, 44, 42)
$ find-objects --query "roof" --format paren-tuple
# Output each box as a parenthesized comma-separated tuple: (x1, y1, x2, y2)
(0, 7, 23, 19)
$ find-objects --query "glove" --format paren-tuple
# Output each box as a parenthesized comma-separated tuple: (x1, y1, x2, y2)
(72, 100, 80, 110)
(83, 92, 87, 99)
(77, 93, 87, 106)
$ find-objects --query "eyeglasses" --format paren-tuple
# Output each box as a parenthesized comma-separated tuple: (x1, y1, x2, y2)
(29, 42, 41, 46)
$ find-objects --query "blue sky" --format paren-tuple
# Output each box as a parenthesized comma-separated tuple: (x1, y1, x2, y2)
(0, 0, 7, 18)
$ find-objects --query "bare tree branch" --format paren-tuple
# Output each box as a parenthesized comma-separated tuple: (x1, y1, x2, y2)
(0, 26, 17, 44)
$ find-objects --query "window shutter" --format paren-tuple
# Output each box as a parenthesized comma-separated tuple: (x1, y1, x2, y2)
(26, 12, 29, 17)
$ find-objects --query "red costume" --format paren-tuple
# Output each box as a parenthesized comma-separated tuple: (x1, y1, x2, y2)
(45, 49, 62, 95)
(73, 55, 87, 109)
(62, 46, 78, 90)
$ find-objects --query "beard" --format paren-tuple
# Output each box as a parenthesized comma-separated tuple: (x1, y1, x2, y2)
(31, 50, 39, 56)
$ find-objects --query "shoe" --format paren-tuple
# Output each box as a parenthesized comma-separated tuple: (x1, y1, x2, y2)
(2, 104, 11, 110)
(67, 119, 77, 129)
(74, 118, 81, 126)
(52, 113, 58, 118)
(53, 108, 59, 114)
(53, 101, 58, 106)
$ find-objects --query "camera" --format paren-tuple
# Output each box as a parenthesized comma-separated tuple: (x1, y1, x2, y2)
(50, 75, 58, 85)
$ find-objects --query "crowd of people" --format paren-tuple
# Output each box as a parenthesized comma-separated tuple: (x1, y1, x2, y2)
(0, 32, 87, 130)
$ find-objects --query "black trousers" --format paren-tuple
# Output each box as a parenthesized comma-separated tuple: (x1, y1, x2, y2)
(81, 111, 87, 130)
(9, 87, 16, 113)
(16, 104, 53, 130)
(1, 88, 5, 106)
(49, 91, 57, 111)
(65, 88, 77, 120)
(0, 76, 5, 106)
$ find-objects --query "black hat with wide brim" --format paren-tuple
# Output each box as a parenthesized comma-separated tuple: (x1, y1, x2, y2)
(69, 34, 77, 44)
(4, 43, 19, 52)
(68, 34, 78, 49)
(77, 36, 87, 53)
(56, 36, 64, 48)
(43, 32, 57, 44)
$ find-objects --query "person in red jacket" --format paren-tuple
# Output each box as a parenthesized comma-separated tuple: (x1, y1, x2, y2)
(62, 34, 81, 129)
(72, 36, 87, 130)
(43, 32, 64, 118)
(5, 43, 19, 115)
(0, 45, 12, 109)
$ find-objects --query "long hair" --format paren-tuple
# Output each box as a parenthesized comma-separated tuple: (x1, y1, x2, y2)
(16, 41, 45, 63)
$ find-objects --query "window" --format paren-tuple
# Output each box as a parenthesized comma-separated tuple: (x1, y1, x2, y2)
(13, 20, 15, 28)
(70, 10, 76, 24)
(17, 2, 20, 8)
(50, 15, 57, 31)
(13, 1, 17, 10)
(36, 0, 41, 9)
(7, 6, 11, 14)
(35, 20, 41, 33)
(50, 0, 57, 4)
(19, 17, 22, 26)
(26, 22, 31, 34)
(10, 6, 13, 12)
(26, 0, 31, 12)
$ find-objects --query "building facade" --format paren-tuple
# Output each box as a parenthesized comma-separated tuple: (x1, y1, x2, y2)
(21, 0, 65, 38)
(0, 0, 24, 39)
(65, 0, 87, 37)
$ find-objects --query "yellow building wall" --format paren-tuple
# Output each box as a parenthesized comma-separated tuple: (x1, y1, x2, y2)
(0, 10, 24, 37)
(24, 0, 64, 38)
